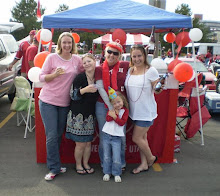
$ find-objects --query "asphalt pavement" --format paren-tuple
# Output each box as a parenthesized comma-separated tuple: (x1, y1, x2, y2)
(0, 95, 220, 196)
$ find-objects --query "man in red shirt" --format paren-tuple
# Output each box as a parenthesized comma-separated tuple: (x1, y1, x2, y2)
(9, 30, 36, 77)
(25, 35, 40, 77)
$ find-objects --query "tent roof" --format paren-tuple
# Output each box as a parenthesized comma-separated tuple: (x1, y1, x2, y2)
(42, 0, 192, 33)
(93, 33, 150, 45)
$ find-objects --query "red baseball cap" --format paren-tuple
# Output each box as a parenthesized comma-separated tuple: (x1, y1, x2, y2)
(29, 30, 36, 36)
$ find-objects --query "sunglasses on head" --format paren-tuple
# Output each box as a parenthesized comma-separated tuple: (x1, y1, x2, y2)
(107, 50, 119, 56)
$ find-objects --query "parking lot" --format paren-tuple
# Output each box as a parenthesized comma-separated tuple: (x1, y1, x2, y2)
(0, 95, 220, 196)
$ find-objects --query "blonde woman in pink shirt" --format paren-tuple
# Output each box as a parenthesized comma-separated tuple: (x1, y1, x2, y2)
(39, 32, 83, 181)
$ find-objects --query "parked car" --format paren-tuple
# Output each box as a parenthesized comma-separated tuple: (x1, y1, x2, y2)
(166, 57, 217, 91)
(0, 23, 22, 102)
(209, 62, 220, 93)
(121, 53, 154, 64)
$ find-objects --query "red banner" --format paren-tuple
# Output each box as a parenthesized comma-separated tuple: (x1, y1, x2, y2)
(37, 0, 41, 19)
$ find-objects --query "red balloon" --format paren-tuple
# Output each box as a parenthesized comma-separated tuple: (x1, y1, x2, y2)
(173, 62, 194, 82)
(112, 29, 126, 45)
(168, 59, 182, 72)
(72, 33, 80, 43)
(34, 51, 50, 68)
(175, 32, 191, 47)
(166, 32, 176, 43)
(36, 29, 50, 45)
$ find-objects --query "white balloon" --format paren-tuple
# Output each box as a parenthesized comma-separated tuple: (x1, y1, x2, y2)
(187, 70, 196, 82)
(41, 29, 52, 42)
(189, 28, 203, 42)
(163, 34, 167, 42)
(151, 58, 167, 71)
(28, 67, 41, 83)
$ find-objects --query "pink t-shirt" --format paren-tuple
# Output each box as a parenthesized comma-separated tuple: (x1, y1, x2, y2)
(39, 53, 83, 107)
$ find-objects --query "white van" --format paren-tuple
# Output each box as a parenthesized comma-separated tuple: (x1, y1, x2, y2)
(185, 43, 220, 55)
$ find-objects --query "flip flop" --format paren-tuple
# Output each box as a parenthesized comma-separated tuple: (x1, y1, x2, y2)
(130, 168, 149, 174)
(84, 167, 95, 174)
(148, 156, 158, 168)
(75, 168, 86, 175)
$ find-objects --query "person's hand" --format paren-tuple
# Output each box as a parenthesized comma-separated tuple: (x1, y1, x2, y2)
(108, 110, 117, 119)
(54, 67, 65, 77)
(9, 63, 13, 71)
(85, 84, 98, 93)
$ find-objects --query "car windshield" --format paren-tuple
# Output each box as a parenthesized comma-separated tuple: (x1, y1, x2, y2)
(185, 60, 208, 72)
(2, 35, 18, 53)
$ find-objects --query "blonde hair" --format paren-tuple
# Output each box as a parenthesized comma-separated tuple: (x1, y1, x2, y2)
(82, 53, 96, 61)
(110, 91, 129, 109)
(129, 44, 150, 68)
(56, 32, 77, 55)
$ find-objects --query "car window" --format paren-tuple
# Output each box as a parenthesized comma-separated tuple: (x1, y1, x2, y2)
(185, 61, 208, 72)
(0, 40, 6, 59)
(2, 35, 18, 53)
(147, 55, 153, 63)
(126, 55, 130, 61)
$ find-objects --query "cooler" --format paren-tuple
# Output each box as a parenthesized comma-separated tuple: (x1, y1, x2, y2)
(205, 92, 220, 113)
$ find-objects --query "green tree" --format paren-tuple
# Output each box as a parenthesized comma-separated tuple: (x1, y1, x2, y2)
(175, 3, 192, 16)
(55, 4, 69, 13)
(11, 0, 45, 40)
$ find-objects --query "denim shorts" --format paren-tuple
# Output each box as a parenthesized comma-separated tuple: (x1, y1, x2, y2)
(133, 120, 154, 127)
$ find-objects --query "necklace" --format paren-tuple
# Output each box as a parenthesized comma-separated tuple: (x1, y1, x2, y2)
(126, 67, 145, 102)
(86, 73, 94, 83)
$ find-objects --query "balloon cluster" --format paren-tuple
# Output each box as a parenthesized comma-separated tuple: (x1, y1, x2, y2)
(164, 28, 203, 82)
(36, 29, 53, 45)
(28, 28, 53, 83)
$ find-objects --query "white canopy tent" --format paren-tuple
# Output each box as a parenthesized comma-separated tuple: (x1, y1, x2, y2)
(93, 33, 150, 45)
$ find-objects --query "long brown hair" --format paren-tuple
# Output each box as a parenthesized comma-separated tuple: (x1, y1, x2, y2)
(129, 44, 151, 68)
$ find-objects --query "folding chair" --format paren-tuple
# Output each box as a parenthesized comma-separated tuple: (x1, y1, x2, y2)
(184, 86, 211, 139)
(10, 76, 35, 138)
(176, 73, 203, 139)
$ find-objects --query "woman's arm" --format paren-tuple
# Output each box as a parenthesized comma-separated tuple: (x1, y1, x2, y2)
(96, 80, 113, 110)
(44, 67, 65, 82)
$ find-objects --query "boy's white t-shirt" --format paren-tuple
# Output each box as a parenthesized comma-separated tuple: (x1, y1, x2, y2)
(102, 109, 125, 137)
(125, 66, 159, 121)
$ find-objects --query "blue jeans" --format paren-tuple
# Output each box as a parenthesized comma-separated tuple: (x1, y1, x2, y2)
(39, 100, 69, 174)
(95, 101, 126, 168)
(103, 132, 122, 176)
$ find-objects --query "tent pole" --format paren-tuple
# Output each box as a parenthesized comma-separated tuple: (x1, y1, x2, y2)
(192, 41, 204, 146)
(172, 42, 175, 59)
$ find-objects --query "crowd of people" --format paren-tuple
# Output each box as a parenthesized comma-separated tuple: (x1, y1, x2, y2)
(12, 32, 163, 182)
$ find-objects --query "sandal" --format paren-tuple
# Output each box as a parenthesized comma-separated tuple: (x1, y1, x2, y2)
(148, 156, 158, 168)
(45, 173, 56, 181)
(84, 167, 95, 174)
(130, 168, 149, 174)
(75, 168, 86, 175)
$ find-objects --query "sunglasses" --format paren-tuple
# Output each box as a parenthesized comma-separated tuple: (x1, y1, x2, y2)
(107, 50, 119, 56)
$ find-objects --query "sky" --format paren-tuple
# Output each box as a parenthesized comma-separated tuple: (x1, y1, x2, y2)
(0, 0, 219, 22)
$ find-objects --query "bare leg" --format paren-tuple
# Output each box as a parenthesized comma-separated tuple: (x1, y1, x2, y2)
(75, 142, 86, 174)
(82, 142, 94, 173)
(132, 125, 156, 173)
